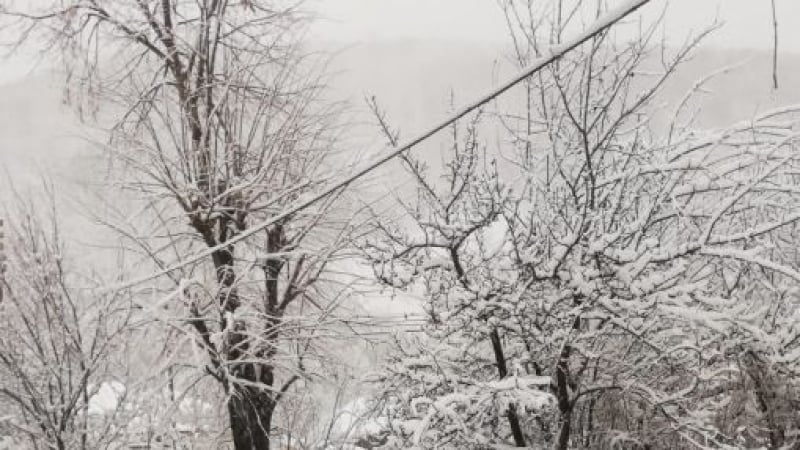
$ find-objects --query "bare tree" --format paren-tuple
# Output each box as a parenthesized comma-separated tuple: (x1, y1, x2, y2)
(0, 1, 353, 448)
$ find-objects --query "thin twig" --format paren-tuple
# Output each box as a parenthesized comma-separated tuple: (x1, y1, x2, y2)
(771, 0, 779, 89)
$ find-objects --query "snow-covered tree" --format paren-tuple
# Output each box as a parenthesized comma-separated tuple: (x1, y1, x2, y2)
(0, 1, 355, 448)
(362, 2, 800, 448)
(0, 194, 134, 449)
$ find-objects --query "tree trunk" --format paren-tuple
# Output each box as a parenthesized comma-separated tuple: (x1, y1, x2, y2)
(555, 408, 572, 450)
(490, 328, 526, 447)
(554, 315, 580, 450)
(191, 220, 284, 450)
(228, 385, 275, 450)
(555, 358, 572, 450)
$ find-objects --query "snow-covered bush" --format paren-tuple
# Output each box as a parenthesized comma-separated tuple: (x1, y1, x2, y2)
(362, 2, 800, 448)
(0, 197, 134, 449)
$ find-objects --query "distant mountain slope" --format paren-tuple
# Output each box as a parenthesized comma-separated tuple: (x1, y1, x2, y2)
(328, 41, 800, 134)
(0, 77, 85, 185)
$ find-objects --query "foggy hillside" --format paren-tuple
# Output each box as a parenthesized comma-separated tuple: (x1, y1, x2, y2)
(4, 42, 798, 184)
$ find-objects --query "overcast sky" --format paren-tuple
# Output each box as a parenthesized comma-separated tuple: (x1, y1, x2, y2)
(311, 0, 800, 50)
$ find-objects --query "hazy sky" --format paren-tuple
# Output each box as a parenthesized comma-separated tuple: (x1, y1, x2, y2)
(312, 0, 800, 50)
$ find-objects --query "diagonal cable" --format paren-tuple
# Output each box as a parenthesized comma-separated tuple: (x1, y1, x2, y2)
(107, 0, 654, 292)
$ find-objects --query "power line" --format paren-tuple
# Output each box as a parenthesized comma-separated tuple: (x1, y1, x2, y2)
(106, 0, 653, 293)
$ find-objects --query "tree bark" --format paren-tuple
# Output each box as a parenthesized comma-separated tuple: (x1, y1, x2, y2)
(213, 225, 285, 450)
(191, 220, 280, 450)
(228, 385, 275, 450)
(554, 315, 580, 450)
(490, 328, 527, 447)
